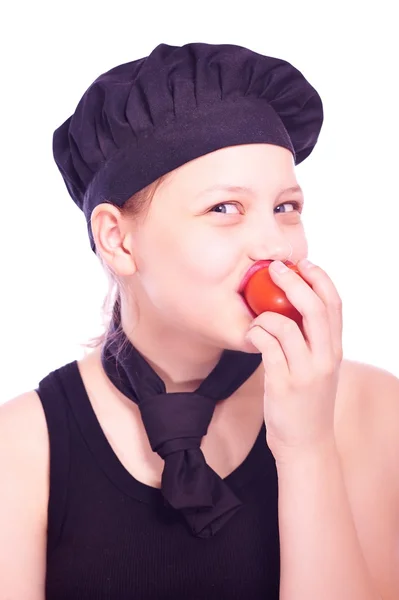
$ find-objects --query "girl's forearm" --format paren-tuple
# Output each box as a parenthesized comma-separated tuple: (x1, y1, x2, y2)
(276, 438, 379, 600)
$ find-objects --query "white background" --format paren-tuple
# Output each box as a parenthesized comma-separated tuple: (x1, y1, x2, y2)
(1, 0, 398, 402)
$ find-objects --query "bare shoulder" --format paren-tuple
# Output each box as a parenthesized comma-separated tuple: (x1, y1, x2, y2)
(0, 390, 49, 597)
(335, 358, 399, 445)
(335, 359, 399, 598)
(0, 389, 49, 518)
(341, 357, 399, 486)
(1, 388, 49, 448)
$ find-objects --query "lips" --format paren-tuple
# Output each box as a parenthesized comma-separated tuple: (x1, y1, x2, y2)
(238, 259, 294, 294)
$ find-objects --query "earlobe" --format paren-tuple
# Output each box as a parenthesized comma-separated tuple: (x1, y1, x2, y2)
(90, 205, 137, 277)
(115, 231, 138, 277)
(111, 254, 137, 278)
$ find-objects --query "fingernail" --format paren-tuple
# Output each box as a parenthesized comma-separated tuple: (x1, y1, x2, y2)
(301, 258, 315, 269)
(270, 260, 288, 273)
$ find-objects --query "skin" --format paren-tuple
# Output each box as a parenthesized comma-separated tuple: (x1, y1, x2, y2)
(91, 143, 307, 392)
(1, 142, 398, 599)
(89, 142, 398, 598)
(244, 260, 379, 599)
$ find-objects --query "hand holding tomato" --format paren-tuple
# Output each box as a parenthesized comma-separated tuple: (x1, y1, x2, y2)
(242, 262, 305, 328)
(243, 259, 344, 463)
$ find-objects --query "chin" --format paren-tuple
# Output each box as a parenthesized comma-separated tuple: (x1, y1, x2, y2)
(234, 336, 262, 355)
(200, 294, 257, 353)
(222, 337, 261, 355)
(215, 320, 261, 355)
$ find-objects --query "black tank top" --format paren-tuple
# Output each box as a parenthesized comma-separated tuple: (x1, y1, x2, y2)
(36, 360, 280, 599)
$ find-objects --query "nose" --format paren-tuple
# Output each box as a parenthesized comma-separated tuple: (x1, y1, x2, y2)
(247, 221, 292, 263)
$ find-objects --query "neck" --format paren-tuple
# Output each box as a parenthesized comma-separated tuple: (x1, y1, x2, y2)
(119, 302, 225, 394)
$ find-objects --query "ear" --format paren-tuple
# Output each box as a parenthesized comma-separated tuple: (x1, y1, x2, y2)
(90, 203, 137, 276)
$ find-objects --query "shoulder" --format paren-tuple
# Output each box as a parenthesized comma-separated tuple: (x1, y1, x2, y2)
(0, 390, 50, 520)
(0, 392, 49, 594)
(336, 358, 399, 465)
(336, 359, 399, 596)
(1, 389, 49, 447)
(350, 359, 399, 493)
(337, 358, 399, 439)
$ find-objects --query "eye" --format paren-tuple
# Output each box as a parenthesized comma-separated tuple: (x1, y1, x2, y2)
(275, 201, 303, 214)
(209, 202, 241, 215)
(209, 200, 303, 215)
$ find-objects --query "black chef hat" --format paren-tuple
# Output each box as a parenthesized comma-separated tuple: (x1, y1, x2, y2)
(53, 42, 323, 252)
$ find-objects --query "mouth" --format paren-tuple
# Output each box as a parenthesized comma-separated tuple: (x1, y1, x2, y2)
(239, 294, 257, 317)
(238, 259, 294, 294)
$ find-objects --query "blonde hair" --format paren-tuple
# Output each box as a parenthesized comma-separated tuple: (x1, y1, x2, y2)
(80, 174, 168, 355)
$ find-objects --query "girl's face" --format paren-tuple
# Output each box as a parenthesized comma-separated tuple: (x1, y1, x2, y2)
(127, 143, 308, 352)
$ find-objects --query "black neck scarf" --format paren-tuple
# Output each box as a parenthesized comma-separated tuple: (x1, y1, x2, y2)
(101, 305, 262, 538)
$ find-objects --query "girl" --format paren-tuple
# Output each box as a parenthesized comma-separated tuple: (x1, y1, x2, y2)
(1, 42, 398, 600)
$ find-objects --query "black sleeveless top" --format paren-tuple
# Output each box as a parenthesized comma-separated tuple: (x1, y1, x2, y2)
(36, 360, 280, 599)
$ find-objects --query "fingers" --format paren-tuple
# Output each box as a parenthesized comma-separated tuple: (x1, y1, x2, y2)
(268, 260, 343, 364)
(245, 323, 289, 388)
(248, 312, 311, 379)
(296, 260, 343, 361)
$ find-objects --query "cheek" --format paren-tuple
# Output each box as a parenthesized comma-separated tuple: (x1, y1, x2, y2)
(137, 225, 239, 306)
(292, 227, 308, 258)
(182, 234, 240, 283)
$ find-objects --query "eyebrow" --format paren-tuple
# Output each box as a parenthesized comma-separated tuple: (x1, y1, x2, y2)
(196, 184, 304, 200)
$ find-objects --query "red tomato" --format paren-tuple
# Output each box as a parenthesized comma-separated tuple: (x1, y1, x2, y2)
(242, 264, 304, 328)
